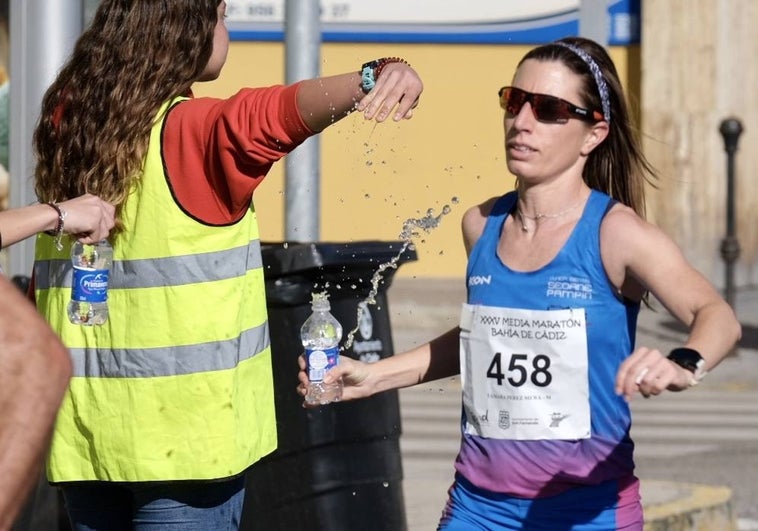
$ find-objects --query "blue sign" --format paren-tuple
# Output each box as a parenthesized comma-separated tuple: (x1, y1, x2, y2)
(227, 1, 640, 45)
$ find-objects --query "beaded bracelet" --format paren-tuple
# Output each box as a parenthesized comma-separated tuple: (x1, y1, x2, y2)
(44, 202, 67, 251)
(360, 57, 411, 94)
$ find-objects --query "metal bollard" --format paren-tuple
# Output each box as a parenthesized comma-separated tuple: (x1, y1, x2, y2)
(718, 118, 743, 356)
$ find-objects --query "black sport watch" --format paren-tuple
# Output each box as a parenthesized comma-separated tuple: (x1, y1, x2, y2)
(667, 347, 707, 385)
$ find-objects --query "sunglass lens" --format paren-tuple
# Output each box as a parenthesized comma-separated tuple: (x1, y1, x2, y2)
(500, 88, 525, 115)
(532, 95, 569, 123)
(500, 87, 575, 123)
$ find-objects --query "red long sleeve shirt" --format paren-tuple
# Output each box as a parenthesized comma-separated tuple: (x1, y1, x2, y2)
(162, 83, 314, 225)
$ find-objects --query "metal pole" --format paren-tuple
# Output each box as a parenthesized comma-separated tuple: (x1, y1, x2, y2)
(8, 0, 83, 277)
(579, 0, 608, 44)
(719, 117, 743, 356)
(284, 0, 321, 242)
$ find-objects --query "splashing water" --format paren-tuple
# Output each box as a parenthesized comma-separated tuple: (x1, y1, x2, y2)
(363, 123, 379, 165)
(398, 202, 457, 242)
(341, 197, 459, 351)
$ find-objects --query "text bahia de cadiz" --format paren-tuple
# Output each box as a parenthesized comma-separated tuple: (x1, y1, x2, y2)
(482, 315, 583, 340)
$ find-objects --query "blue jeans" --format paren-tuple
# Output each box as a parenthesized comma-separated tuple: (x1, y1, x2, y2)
(61, 475, 245, 531)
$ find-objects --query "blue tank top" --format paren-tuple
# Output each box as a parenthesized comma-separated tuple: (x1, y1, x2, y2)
(458, 189, 640, 498)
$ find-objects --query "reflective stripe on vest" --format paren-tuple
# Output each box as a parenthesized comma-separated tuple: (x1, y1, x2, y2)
(67, 322, 269, 378)
(34, 97, 277, 482)
(35, 240, 262, 290)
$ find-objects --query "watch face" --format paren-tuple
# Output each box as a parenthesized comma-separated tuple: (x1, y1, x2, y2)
(668, 348, 703, 372)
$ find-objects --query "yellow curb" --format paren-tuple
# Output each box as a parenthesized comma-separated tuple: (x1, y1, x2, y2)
(643, 480, 736, 531)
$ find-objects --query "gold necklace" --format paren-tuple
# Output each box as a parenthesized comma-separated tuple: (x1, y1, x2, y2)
(516, 196, 586, 232)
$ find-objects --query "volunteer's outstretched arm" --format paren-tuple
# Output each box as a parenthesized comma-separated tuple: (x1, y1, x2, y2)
(296, 61, 423, 132)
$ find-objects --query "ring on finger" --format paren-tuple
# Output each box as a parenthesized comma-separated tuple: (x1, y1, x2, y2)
(634, 367, 650, 386)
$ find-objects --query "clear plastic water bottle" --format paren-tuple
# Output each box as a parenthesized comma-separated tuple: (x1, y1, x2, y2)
(68, 240, 112, 326)
(302, 292, 343, 405)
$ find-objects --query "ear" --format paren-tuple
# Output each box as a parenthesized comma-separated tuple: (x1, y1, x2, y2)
(581, 121, 610, 156)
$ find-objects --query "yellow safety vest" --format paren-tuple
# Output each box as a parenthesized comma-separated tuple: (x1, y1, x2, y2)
(34, 98, 276, 482)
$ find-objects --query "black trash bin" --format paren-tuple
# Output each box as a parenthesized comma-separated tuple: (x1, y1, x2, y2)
(240, 240, 417, 531)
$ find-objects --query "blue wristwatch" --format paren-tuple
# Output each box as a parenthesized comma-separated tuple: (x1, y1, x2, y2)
(360, 60, 379, 94)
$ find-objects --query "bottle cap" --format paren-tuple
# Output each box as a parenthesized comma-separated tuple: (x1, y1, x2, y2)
(310, 291, 331, 310)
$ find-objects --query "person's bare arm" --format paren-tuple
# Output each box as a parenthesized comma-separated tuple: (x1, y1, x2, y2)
(0, 193, 115, 249)
(298, 327, 461, 403)
(602, 206, 742, 400)
(296, 62, 423, 132)
(297, 198, 499, 403)
(0, 276, 72, 530)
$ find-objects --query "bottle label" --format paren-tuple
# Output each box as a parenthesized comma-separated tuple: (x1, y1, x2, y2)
(306, 346, 339, 383)
(72, 267, 109, 303)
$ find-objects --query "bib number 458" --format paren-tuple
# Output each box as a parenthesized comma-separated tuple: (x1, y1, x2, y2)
(487, 352, 552, 388)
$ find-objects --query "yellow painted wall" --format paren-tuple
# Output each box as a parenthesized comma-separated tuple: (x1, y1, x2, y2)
(193, 42, 637, 279)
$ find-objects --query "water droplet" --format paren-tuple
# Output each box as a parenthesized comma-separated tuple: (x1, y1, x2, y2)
(336, 202, 458, 351)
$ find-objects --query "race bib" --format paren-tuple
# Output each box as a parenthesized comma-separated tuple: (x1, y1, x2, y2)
(459, 304, 590, 440)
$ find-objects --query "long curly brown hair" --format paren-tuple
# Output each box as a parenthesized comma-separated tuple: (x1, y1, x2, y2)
(521, 37, 657, 219)
(34, 0, 219, 226)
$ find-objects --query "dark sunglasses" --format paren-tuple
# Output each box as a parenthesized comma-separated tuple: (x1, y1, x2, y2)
(498, 86, 604, 124)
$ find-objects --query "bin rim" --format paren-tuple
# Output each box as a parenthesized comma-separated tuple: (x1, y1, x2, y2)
(261, 240, 417, 277)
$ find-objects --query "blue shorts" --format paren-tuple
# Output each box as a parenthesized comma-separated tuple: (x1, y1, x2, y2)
(438, 474, 643, 531)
